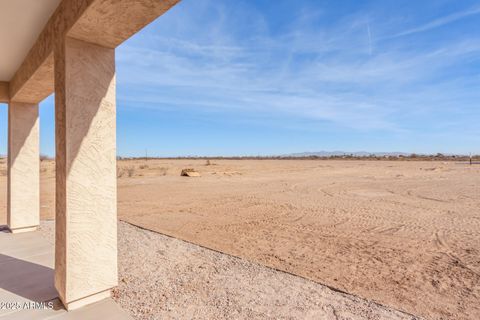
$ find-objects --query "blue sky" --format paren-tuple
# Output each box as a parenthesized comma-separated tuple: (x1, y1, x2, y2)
(1, 0, 480, 156)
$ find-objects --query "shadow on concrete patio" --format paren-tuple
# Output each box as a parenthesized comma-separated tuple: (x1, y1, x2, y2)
(0, 253, 57, 302)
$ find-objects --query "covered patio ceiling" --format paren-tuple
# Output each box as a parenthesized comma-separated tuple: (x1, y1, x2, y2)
(0, 0, 62, 103)
(0, 0, 61, 82)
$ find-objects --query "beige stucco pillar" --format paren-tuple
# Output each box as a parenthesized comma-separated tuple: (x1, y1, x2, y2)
(7, 102, 40, 233)
(54, 37, 117, 310)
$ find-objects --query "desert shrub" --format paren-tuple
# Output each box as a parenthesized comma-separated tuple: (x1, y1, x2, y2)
(158, 167, 168, 176)
(139, 164, 149, 169)
(117, 167, 125, 178)
(126, 166, 135, 177)
(117, 166, 135, 178)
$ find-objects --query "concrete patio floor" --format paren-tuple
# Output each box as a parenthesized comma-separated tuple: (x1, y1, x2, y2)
(0, 226, 132, 319)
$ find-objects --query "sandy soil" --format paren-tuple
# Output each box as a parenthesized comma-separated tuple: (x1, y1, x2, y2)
(38, 220, 416, 320)
(0, 159, 479, 319)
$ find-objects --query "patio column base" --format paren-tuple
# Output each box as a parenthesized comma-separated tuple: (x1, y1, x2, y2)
(8, 226, 38, 234)
(61, 289, 111, 311)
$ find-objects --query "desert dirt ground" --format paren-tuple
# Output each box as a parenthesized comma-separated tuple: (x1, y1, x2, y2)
(0, 159, 479, 319)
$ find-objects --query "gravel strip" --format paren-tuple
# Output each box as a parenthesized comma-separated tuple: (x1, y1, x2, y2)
(39, 220, 419, 320)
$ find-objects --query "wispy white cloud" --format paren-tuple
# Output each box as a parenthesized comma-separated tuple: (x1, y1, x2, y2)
(367, 21, 373, 55)
(116, 0, 480, 137)
(392, 5, 480, 38)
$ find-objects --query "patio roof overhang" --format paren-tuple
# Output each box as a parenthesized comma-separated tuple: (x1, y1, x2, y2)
(0, 0, 178, 104)
(0, 82, 8, 102)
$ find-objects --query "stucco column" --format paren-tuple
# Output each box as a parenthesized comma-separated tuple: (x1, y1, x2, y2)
(7, 102, 40, 233)
(54, 37, 117, 310)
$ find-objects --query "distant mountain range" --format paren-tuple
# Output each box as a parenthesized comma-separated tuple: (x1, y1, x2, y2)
(283, 151, 413, 157)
